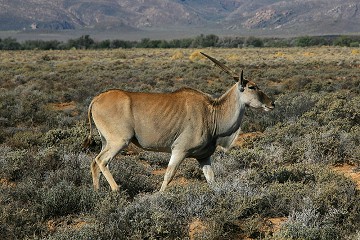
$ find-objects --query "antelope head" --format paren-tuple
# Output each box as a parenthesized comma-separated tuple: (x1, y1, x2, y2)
(200, 52, 275, 111)
(238, 70, 275, 111)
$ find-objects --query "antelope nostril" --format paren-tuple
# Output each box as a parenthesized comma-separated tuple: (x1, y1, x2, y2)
(271, 102, 275, 108)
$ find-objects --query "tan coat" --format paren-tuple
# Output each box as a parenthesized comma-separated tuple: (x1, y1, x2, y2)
(85, 56, 274, 192)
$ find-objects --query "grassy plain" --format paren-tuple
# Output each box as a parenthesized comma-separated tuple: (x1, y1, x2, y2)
(0, 47, 359, 239)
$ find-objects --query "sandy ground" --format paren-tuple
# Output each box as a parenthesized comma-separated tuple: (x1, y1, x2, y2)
(332, 164, 360, 190)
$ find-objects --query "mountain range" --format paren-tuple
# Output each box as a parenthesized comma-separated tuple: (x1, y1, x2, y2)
(0, 0, 359, 39)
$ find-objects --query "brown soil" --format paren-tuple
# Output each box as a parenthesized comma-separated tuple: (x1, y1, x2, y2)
(47, 216, 88, 233)
(235, 217, 287, 239)
(332, 164, 360, 190)
(172, 176, 191, 186)
(188, 217, 287, 240)
(47, 101, 79, 116)
(264, 217, 287, 233)
(233, 132, 263, 147)
(47, 219, 57, 233)
(48, 101, 76, 111)
(123, 143, 141, 155)
(152, 168, 166, 176)
(152, 168, 191, 186)
(189, 218, 207, 240)
(0, 178, 16, 188)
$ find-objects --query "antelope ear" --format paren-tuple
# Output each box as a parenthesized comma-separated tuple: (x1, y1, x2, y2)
(239, 70, 245, 92)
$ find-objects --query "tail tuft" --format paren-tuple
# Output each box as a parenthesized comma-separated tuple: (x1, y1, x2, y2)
(83, 99, 95, 151)
(82, 136, 94, 151)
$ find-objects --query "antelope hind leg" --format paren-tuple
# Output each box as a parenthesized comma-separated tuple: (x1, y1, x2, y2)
(94, 140, 129, 191)
(91, 159, 101, 190)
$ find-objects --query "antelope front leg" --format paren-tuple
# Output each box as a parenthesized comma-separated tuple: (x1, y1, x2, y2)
(160, 150, 186, 191)
(198, 157, 215, 185)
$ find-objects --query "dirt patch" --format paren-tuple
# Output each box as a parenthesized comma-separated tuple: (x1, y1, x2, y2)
(47, 216, 89, 233)
(47, 219, 57, 233)
(234, 217, 287, 239)
(188, 217, 287, 239)
(48, 101, 76, 111)
(332, 164, 360, 190)
(122, 143, 141, 155)
(152, 168, 166, 176)
(151, 168, 191, 187)
(264, 217, 287, 233)
(233, 132, 263, 147)
(47, 101, 79, 116)
(172, 176, 191, 186)
(189, 218, 207, 240)
(72, 219, 87, 230)
(0, 178, 16, 188)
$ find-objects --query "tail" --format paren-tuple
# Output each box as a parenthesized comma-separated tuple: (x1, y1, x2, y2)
(83, 100, 95, 150)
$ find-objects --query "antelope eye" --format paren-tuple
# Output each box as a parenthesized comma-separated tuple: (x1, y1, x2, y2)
(248, 85, 256, 90)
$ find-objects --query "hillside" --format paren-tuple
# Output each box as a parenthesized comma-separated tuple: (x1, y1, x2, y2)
(0, 0, 359, 37)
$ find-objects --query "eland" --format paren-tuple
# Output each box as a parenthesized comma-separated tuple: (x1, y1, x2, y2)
(84, 52, 275, 191)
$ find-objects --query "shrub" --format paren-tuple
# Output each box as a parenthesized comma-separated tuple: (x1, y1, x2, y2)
(0, 179, 44, 240)
(0, 92, 21, 126)
(276, 198, 339, 239)
(36, 149, 91, 187)
(6, 130, 43, 149)
(95, 191, 188, 239)
(40, 181, 98, 219)
(102, 155, 158, 197)
(45, 224, 100, 240)
(0, 147, 32, 181)
(43, 123, 88, 151)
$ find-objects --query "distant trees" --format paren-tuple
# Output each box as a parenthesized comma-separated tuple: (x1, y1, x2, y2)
(22, 40, 63, 50)
(190, 34, 219, 47)
(110, 39, 135, 48)
(294, 36, 329, 47)
(0, 34, 360, 50)
(217, 37, 244, 48)
(67, 35, 95, 49)
(0, 37, 22, 50)
(334, 36, 360, 47)
(244, 36, 264, 47)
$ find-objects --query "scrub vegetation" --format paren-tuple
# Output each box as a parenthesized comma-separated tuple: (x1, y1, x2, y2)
(0, 47, 359, 239)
